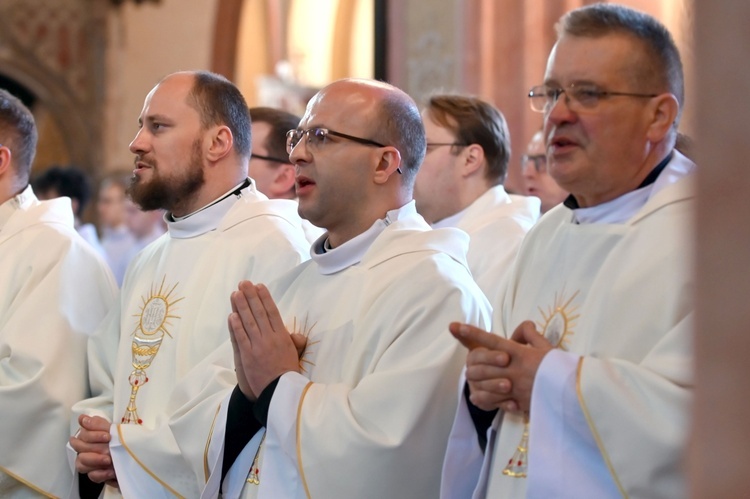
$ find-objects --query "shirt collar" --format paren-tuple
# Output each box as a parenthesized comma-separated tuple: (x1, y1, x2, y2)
(311, 201, 417, 275)
(567, 151, 687, 224)
(0, 185, 36, 231)
(166, 179, 250, 239)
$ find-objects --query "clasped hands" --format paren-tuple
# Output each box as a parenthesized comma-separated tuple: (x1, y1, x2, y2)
(229, 280, 307, 401)
(69, 414, 118, 487)
(450, 320, 553, 413)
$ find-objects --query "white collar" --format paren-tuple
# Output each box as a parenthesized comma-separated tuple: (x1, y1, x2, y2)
(311, 201, 418, 275)
(0, 185, 36, 231)
(167, 180, 249, 239)
(572, 152, 694, 224)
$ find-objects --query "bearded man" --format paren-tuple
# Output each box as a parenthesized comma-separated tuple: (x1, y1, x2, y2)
(69, 71, 310, 498)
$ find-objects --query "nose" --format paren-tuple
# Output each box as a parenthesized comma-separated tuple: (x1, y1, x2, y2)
(289, 135, 312, 166)
(522, 165, 536, 180)
(129, 127, 148, 155)
(545, 91, 576, 127)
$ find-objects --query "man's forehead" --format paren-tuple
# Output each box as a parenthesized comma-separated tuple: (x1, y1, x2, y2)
(545, 33, 639, 82)
(301, 83, 378, 125)
(139, 79, 193, 121)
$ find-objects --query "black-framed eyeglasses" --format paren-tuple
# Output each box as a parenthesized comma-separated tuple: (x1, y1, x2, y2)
(286, 127, 386, 155)
(521, 154, 547, 173)
(528, 83, 658, 113)
(250, 153, 290, 164)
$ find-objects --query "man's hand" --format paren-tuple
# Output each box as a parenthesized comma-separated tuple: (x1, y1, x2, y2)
(229, 281, 301, 397)
(70, 415, 118, 485)
(450, 320, 553, 413)
(229, 297, 256, 401)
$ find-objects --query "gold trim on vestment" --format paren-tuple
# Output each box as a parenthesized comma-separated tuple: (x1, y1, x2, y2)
(204, 403, 222, 482)
(296, 381, 314, 499)
(122, 275, 183, 425)
(575, 357, 628, 498)
(0, 466, 57, 498)
(116, 424, 186, 498)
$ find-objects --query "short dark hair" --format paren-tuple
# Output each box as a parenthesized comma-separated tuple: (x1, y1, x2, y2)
(0, 88, 38, 184)
(557, 3, 684, 123)
(425, 95, 511, 184)
(32, 166, 92, 217)
(186, 71, 252, 159)
(372, 93, 426, 184)
(249, 107, 301, 162)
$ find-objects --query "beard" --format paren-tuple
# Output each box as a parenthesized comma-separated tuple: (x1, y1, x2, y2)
(128, 139, 205, 213)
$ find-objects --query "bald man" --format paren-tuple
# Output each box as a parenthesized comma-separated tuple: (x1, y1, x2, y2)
(171, 78, 491, 499)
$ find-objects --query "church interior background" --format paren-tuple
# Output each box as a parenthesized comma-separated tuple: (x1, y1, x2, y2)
(2, 0, 748, 496)
(0, 0, 693, 192)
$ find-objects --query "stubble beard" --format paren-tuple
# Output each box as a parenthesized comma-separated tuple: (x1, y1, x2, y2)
(128, 139, 205, 213)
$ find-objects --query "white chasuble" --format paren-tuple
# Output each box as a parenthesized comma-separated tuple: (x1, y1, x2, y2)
(450, 186, 539, 306)
(0, 187, 117, 498)
(442, 152, 695, 499)
(192, 208, 492, 499)
(72, 184, 309, 498)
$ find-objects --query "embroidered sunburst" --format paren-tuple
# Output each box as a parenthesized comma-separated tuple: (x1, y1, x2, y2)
(121, 276, 183, 425)
(502, 288, 580, 478)
(245, 314, 320, 487)
(289, 314, 319, 374)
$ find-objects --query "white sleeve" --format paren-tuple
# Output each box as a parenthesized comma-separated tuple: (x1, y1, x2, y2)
(527, 349, 620, 498)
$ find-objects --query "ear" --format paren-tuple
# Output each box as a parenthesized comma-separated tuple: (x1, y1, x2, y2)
(0, 146, 11, 177)
(461, 144, 485, 178)
(373, 147, 403, 185)
(205, 125, 234, 162)
(268, 163, 296, 198)
(645, 93, 680, 143)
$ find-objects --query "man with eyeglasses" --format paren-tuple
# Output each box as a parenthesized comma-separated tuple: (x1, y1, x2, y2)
(414, 95, 540, 306)
(248, 107, 299, 200)
(0, 89, 117, 497)
(68, 71, 310, 498)
(521, 129, 568, 213)
(248, 106, 324, 243)
(174, 78, 491, 498)
(442, 4, 695, 498)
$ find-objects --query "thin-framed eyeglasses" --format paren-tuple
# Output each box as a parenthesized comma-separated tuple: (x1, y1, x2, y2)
(251, 153, 290, 164)
(528, 83, 658, 113)
(521, 154, 547, 173)
(286, 127, 386, 155)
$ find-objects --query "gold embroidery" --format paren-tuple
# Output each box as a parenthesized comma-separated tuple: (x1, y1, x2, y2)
(121, 275, 183, 425)
(289, 314, 319, 374)
(116, 425, 186, 498)
(246, 432, 266, 485)
(204, 404, 222, 482)
(501, 414, 530, 477)
(0, 465, 57, 498)
(296, 382, 314, 499)
(502, 288, 580, 479)
(576, 358, 628, 497)
(537, 289, 580, 350)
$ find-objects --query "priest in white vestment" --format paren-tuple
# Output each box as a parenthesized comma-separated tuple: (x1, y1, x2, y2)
(441, 5, 695, 499)
(414, 95, 540, 306)
(168, 78, 492, 499)
(69, 71, 310, 498)
(0, 89, 118, 498)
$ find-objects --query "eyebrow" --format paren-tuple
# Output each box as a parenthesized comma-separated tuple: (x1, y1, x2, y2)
(139, 114, 172, 126)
